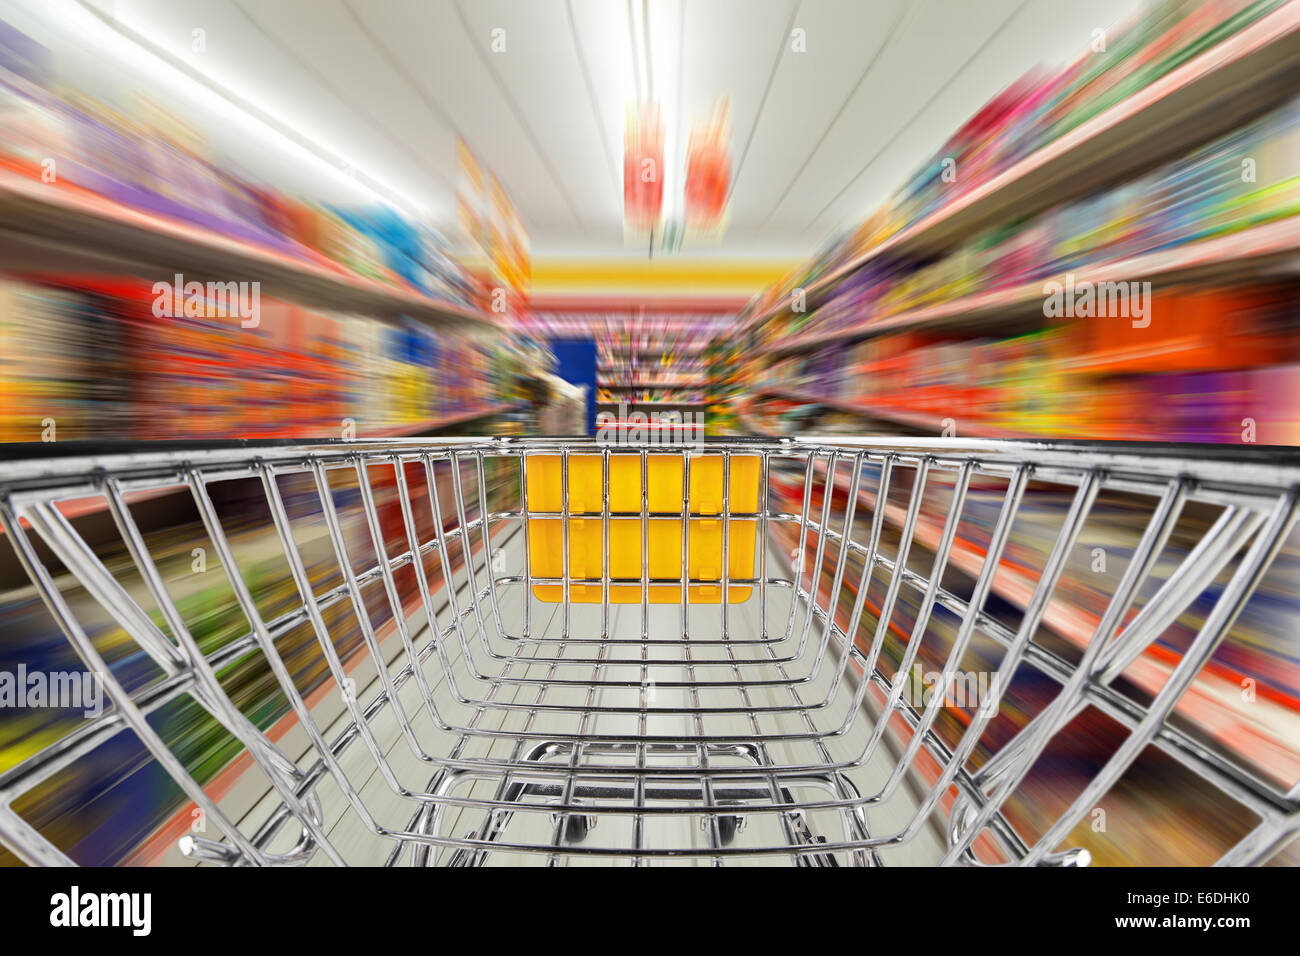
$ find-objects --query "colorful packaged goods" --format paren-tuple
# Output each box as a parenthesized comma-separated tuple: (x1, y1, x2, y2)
(0, 275, 527, 443)
(741, 0, 1294, 341)
(0, 21, 484, 315)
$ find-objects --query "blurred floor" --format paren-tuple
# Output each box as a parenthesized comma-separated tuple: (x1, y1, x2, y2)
(163, 531, 943, 867)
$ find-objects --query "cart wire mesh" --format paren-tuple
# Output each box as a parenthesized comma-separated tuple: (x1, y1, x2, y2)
(0, 436, 1297, 866)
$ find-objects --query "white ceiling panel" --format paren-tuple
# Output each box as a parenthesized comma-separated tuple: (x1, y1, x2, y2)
(230, 0, 458, 188)
(673, 0, 798, 223)
(801, 0, 1154, 238)
(724, 0, 908, 232)
(342, 0, 582, 231)
(8, 0, 1150, 257)
(452, 0, 615, 238)
(767, 0, 1027, 235)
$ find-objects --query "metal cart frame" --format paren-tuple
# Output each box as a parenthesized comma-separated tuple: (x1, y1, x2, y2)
(0, 436, 1297, 866)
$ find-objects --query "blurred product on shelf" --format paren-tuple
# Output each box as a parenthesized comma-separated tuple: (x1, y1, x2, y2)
(734, 396, 864, 437)
(518, 311, 730, 345)
(756, 283, 1300, 442)
(0, 0, 1298, 875)
(525, 312, 732, 434)
(535, 375, 588, 435)
(763, 89, 1300, 346)
(597, 350, 708, 377)
(729, 0, 1300, 446)
(597, 375, 709, 389)
(0, 20, 483, 313)
(595, 389, 706, 405)
(703, 334, 750, 434)
(0, 275, 542, 441)
(0, 457, 519, 866)
(763, 457, 1300, 865)
(882, 0, 1287, 251)
(744, 0, 1289, 319)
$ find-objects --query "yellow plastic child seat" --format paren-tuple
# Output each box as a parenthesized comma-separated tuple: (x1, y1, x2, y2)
(525, 453, 760, 603)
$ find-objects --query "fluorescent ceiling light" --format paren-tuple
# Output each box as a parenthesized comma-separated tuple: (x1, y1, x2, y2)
(7, 0, 430, 217)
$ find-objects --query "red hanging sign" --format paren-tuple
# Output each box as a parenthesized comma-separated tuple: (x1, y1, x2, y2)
(624, 103, 663, 232)
(685, 100, 732, 230)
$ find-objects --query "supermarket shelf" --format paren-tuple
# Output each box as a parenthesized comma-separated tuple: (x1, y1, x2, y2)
(597, 379, 711, 388)
(5, 485, 180, 532)
(596, 400, 708, 408)
(735, 409, 769, 435)
(762, 217, 1300, 355)
(126, 520, 515, 866)
(743, 2, 1300, 331)
(0, 172, 493, 329)
(364, 403, 522, 437)
(757, 388, 1017, 437)
(598, 346, 709, 358)
(596, 421, 705, 430)
(774, 461, 1300, 780)
(0, 404, 518, 535)
(526, 295, 748, 313)
(763, 519, 1011, 860)
(596, 363, 708, 373)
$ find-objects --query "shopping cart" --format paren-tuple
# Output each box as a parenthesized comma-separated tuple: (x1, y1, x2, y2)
(0, 436, 1297, 866)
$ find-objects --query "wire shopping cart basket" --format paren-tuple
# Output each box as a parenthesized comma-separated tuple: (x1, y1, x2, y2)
(0, 436, 1298, 866)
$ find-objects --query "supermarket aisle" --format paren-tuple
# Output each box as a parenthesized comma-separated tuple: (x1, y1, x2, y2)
(2, 0, 1298, 875)
(192, 529, 943, 867)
